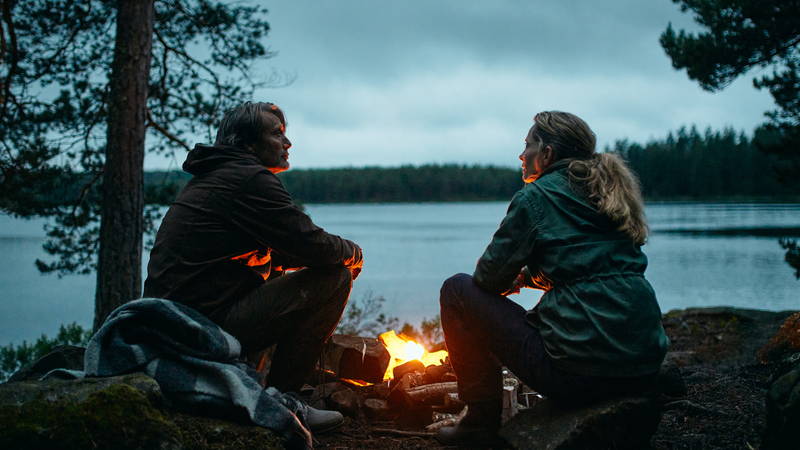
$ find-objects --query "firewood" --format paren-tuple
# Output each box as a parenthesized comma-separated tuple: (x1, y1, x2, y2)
(389, 371, 425, 393)
(390, 380, 458, 409)
(322, 334, 390, 383)
(393, 359, 425, 379)
(423, 364, 449, 384)
(404, 381, 458, 403)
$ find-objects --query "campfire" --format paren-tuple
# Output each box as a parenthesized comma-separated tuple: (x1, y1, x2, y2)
(318, 330, 524, 431)
(378, 330, 448, 381)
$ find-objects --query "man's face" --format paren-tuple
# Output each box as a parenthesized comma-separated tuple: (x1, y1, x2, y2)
(251, 112, 292, 173)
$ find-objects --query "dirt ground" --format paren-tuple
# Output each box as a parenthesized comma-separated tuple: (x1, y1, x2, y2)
(313, 307, 796, 449)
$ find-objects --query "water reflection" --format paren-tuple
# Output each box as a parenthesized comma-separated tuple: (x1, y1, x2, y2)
(0, 202, 798, 345)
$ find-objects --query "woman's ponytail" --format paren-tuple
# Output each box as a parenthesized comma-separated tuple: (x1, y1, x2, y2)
(569, 153, 648, 245)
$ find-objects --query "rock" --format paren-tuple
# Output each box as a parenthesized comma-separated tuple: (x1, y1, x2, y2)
(0, 373, 285, 450)
(363, 398, 391, 419)
(7, 345, 86, 382)
(656, 359, 688, 399)
(499, 395, 662, 450)
(310, 381, 351, 409)
(759, 312, 800, 364)
(329, 388, 361, 417)
(0, 373, 182, 449)
(360, 381, 390, 400)
(763, 356, 800, 450)
(323, 334, 391, 383)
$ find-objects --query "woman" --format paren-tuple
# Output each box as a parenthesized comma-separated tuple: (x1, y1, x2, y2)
(437, 111, 669, 445)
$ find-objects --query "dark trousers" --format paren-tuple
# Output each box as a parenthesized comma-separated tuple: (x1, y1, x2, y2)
(210, 266, 352, 392)
(440, 273, 655, 407)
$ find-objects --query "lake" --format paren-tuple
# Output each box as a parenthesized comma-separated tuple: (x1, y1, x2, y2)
(1, 202, 799, 345)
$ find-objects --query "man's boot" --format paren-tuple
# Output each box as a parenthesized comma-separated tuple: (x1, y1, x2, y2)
(305, 405, 344, 433)
(286, 391, 345, 434)
(436, 400, 504, 447)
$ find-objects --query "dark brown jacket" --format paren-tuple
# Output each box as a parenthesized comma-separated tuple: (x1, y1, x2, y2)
(143, 144, 361, 315)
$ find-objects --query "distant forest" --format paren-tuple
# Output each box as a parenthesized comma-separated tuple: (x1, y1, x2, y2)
(135, 127, 798, 205)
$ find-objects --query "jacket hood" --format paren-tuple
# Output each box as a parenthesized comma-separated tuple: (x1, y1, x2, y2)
(183, 144, 262, 175)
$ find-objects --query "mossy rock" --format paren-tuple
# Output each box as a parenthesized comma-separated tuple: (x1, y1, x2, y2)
(0, 373, 284, 450)
(759, 312, 800, 364)
(0, 375, 181, 449)
(763, 357, 800, 450)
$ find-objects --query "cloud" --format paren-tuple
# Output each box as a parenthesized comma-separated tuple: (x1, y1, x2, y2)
(145, 1, 775, 169)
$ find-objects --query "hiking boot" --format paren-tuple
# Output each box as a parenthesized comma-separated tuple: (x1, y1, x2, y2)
(305, 404, 344, 434)
(285, 391, 344, 434)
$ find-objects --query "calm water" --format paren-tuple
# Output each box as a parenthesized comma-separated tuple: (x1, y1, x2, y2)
(1, 202, 798, 345)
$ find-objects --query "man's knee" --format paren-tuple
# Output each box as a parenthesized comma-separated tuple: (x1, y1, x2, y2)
(310, 265, 351, 309)
(440, 273, 472, 308)
(308, 265, 351, 288)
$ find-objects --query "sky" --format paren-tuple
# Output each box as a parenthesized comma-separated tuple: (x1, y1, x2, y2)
(146, 0, 775, 170)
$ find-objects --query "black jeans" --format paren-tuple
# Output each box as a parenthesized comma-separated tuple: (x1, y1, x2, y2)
(440, 273, 655, 406)
(209, 265, 352, 392)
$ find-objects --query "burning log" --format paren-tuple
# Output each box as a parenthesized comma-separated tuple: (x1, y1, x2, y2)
(322, 334, 390, 383)
(379, 330, 448, 381)
(423, 363, 451, 384)
(393, 360, 425, 379)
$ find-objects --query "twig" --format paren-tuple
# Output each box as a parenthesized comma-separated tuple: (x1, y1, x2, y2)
(372, 428, 435, 438)
(146, 108, 190, 151)
(663, 399, 729, 416)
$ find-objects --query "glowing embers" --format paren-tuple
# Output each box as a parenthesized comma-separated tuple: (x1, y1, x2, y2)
(378, 330, 448, 381)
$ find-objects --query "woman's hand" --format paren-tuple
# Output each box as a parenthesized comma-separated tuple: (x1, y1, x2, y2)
(501, 272, 526, 296)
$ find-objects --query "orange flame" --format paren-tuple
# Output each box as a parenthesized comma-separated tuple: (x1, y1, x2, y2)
(378, 330, 448, 381)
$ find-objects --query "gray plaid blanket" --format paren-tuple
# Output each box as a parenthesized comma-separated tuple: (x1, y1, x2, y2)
(82, 298, 312, 449)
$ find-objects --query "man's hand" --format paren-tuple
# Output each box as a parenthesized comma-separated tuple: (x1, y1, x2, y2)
(345, 244, 363, 280)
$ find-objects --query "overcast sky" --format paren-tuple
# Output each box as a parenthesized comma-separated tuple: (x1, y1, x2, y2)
(147, 0, 775, 170)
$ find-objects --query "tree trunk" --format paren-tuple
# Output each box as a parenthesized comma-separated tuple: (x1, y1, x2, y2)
(95, 0, 154, 330)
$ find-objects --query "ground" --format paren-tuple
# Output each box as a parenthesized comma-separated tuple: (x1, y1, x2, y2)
(314, 307, 796, 449)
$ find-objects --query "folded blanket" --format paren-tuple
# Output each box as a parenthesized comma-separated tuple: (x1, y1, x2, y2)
(82, 298, 312, 449)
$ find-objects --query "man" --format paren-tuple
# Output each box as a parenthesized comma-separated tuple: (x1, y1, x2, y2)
(144, 101, 363, 432)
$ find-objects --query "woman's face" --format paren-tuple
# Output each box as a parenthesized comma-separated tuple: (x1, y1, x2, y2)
(520, 126, 552, 183)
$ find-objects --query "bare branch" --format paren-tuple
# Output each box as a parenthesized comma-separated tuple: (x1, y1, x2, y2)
(146, 108, 190, 151)
(153, 27, 222, 91)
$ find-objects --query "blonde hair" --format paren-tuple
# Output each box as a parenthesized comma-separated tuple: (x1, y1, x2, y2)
(532, 111, 649, 245)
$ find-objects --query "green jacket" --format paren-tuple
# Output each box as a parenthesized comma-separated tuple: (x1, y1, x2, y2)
(474, 160, 668, 377)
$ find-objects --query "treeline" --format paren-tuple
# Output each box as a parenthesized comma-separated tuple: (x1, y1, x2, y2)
(279, 165, 521, 203)
(142, 127, 798, 204)
(24, 126, 795, 208)
(613, 126, 796, 200)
